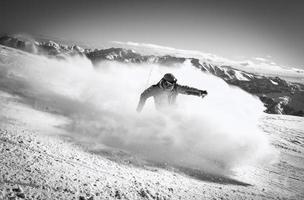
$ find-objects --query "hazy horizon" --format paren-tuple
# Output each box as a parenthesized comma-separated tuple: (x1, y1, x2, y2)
(1, 0, 304, 69)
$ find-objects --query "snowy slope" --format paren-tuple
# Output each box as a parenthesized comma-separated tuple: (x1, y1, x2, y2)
(0, 88, 303, 199)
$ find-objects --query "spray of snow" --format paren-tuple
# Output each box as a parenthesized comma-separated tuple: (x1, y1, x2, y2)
(0, 47, 277, 173)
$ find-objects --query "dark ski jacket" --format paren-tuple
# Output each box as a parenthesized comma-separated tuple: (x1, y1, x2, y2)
(137, 82, 206, 112)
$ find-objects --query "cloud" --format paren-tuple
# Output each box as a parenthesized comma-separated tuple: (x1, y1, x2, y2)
(254, 57, 268, 62)
(112, 41, 179, 51)
(112, 41, 228, 62)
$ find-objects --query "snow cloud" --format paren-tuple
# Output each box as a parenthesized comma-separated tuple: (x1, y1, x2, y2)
(0, 47, 277, 174)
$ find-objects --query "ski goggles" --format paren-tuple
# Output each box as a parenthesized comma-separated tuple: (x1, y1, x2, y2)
(163, 80, 176, 88)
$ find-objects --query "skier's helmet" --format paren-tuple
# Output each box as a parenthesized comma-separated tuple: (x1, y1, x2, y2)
(163, 73, 177, 83)
(161, 73, 177, 90)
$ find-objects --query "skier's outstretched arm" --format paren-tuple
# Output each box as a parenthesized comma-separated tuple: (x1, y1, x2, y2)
(176, 84, 207, 98)
(136, 85, 156, 112)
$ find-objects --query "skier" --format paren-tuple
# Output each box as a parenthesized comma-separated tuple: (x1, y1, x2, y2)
(136, 73, 207, 112)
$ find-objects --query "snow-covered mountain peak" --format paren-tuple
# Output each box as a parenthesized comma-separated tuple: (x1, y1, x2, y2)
(112, 41, 304, 82)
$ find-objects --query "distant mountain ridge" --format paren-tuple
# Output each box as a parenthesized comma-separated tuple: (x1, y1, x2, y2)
(1, 35, 303, 116)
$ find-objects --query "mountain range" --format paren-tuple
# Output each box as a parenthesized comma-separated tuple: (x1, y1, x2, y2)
(1, 35, 303, 116)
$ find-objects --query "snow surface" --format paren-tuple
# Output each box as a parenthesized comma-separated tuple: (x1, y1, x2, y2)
(0, 45, 304, 199)
(0, 90, 303, 199)
(270, 79, 278, 85)
(233, 71, 250, 81)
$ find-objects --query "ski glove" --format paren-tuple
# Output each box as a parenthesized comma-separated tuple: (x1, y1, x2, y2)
(200, 90, 208, 98)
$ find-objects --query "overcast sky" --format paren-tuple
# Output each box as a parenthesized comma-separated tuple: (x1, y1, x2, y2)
(1, 0, 304, 68)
